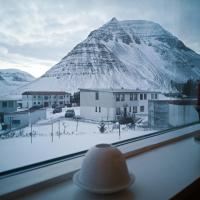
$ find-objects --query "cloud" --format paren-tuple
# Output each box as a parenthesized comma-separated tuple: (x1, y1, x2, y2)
(0, 0, 199, 77)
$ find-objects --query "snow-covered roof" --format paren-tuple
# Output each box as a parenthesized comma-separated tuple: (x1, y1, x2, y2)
(149, 99, 197, 105)
(0, 95, 20, 101)
(79, 88, 160, 93)
(22, 91, 70, 95)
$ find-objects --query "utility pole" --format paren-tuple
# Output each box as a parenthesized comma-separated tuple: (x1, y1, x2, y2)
(76, 118, 78, 132)
(30, 123, 32, 143)
(51, 122, 53, 142)
(118, 122, 121, 139)
(58, 120, 60, 139)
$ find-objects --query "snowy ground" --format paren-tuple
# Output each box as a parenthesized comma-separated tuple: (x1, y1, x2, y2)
(0, 107, 154, 172)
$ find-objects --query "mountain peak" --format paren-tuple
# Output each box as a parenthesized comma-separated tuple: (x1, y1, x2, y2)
(15, 19, 200, 93)
(110, 17, 118, 22)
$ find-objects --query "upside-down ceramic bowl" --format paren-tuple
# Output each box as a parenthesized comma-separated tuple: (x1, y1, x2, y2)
(73, 143, 135, 194)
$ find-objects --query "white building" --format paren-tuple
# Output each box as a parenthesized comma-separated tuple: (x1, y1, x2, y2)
(148, 99, 199, 129)
(4, 108, 46, 129)
(22, 91, 71, 108)
(80, 88, 160, 121)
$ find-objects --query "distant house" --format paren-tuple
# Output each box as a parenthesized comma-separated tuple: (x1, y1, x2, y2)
(22, 91, 71, 108)
(148, 99, 199, 129)
(0, 96, 18, 124)
(4, 108, 46, 129)
(80, 88, 160, 121)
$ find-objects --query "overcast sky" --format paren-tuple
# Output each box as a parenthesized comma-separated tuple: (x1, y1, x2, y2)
(0, 0, 199, 77)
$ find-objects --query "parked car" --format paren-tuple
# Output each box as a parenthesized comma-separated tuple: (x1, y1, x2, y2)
(65, 109, 75, 118)
(52, 104, 58, 109)
(30, 105, 43, 110)
(53, 107, 62, 114)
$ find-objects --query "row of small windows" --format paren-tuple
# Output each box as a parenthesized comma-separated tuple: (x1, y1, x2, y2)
(95, 106, 101, 112)
(33, 101, 64, 105)
(116, 106, 144, 114)
(95, 92, 158, 101)
(1, 101, 14, 108)
(33, 95, 65, 100)
(116, 93, 157, 101)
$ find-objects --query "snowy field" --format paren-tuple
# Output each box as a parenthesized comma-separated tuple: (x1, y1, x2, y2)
(0, 107, 154, 172)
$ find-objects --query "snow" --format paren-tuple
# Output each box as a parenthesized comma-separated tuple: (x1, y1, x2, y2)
(10, 18, 200, 95)
(0, 69, 35, 95)
(0, 107, 154, 172)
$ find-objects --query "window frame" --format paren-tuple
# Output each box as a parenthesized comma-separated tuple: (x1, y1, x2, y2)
(140, 105, 144, 112)
(0, 122, 199, 180)
(95, 92, 99, 100)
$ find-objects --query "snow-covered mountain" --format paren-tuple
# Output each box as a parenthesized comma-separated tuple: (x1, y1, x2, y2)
(16, 18, 200, 93)
(0, 69, 35, 95)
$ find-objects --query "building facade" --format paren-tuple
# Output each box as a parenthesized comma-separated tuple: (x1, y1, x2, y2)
(22, 91, 70, 108)
(148, 99, 199, 130)
(4, 108, 46, 129)
(0, 97, 18, 123)
(80, 88, 160, 121)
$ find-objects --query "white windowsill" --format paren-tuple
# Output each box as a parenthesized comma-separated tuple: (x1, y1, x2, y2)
(0, 123, 200, 198)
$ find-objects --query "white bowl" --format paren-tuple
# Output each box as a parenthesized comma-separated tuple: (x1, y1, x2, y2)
(73, 144, 135, 194)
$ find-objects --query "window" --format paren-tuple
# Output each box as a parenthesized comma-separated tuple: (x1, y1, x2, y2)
(121, 94, 125, 101)
(95, 92, 99, 100)
(1, 4, 199, 181)
(116, 107, 120, 115)
(116, 93, 120, 101)
(2, 101, 7, 108)
(140, 106, 144, 112)
(133, 106, 137, 113)
(133, 94, 138, 100)
(8, 101, 14, 107)
(130, 94, 133, 101)
(12, 120, 20, 125)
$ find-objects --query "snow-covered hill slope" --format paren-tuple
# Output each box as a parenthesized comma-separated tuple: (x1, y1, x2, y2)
(16, 18, 200, 93)
(0, 69, 35, 95)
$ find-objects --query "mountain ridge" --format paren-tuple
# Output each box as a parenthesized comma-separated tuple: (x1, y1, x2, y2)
(11, 18, 200, 94)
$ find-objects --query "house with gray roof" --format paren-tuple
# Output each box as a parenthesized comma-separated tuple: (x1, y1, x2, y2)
(80, 88, 160, 121)
(22, 91, 71, 108)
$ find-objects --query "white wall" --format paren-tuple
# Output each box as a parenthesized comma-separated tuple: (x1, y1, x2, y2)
(169, 104, 199, 127)
(81, 106, 115, 121)
(4, 109, 46, 128)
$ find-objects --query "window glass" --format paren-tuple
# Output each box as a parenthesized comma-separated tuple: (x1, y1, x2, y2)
(116, 107, 120, 115)
(121, 94, 125, 101)
(140, 106, 144, 112)
(0, 3, 199, 176)
(133, 106, 137, 113)
(130, 94, 133, 101)
(2, 101, 7, 108)
(133, 94, 138, 100)
(116, 93, 120, 101)
(95, 92, 99, 100)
